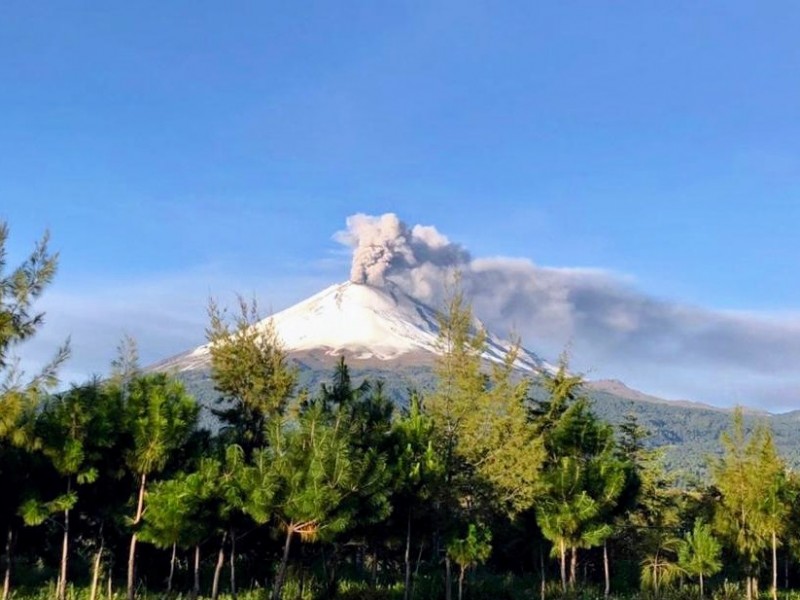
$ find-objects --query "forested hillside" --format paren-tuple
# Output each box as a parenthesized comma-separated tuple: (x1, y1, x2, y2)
(175, 362, 800, 481)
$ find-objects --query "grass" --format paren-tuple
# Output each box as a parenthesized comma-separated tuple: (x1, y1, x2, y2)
(9, 575, 800, 600)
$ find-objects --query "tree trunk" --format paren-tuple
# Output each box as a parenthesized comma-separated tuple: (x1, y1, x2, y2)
(167, 542, 177, 594)
(324, 543, 340, 598)
(57, 485, 71, 600)
(653, 551, 659, 598)
(458, 565, 465, 600)
(445, 556, 452, 600)
(126, 534, 136, 599)
(89, 541, 104, 600)
(772, 530, 778, 600)
(58, 483, 70, 600)
(298, 545, 306, 600)
(229, 528, 237, 600)
(786, 552, 790, 590)
(107, 569, 113, 600)
(404, 511, 412, 600)
(700, 573, 704, 598)
(559, 540, 567, 594)
(299, 566, 305, 599)
(127, 473, 147, 600)
(272, 526, 293, 600)
(652, 562, 656, 598)
(370, 541, 378, 588)
(212, 532, 227, 600)
(414, 539, 424, 577)
(192, 544, 201, 599)
(603, 540, 610, 599)
(2, 528, 13, 600)
(411, 535, 424, 600)
(569, 547, 577, 590)
(540, 550, 546, 600)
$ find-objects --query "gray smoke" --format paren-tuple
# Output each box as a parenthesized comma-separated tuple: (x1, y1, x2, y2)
(336, 213, 800, 408)
(335, 213, 470, 289)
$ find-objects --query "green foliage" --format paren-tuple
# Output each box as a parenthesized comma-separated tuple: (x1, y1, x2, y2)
(0, 224, 66, 380)
(393, 392, 442, 497)
(206, 297, 297, 452)
(198, 443, 250, 524)
(427, 279, 486, 489)
(678, 519, 722, 593)
(120, 373, 199, 478)
(530, 354, 584, 442)
(238, 443, 279, 526)
(139, 471, 205, 550)
(533, 364, 631, 590)
(639, 536, 683, 594)
(18, 492, 76, 527)
(183, 356, 800, 478)
(619, 416, 683, 590)
(0, 223, 69, 448)
(713, 409, 779, 571)
(447, 522, 492, 571)
(37, 382, 115, 481)
(270, 401, 371, 543)
(427, 277, 543, 521)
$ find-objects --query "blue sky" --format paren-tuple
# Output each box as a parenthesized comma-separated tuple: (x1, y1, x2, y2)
(2, 2, 799, 409)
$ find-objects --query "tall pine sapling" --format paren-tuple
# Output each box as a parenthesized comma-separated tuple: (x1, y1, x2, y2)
(118, 372, 199, 600)
(678, 519, 722, 597)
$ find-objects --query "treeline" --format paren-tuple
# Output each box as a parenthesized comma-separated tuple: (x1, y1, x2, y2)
(2, 225, 800, 600)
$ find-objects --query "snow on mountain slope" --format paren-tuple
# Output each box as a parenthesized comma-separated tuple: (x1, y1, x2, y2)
(155, 281, 548, 373)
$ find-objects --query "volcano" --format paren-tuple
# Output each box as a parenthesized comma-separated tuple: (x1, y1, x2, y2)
(154, 280, 549, 373)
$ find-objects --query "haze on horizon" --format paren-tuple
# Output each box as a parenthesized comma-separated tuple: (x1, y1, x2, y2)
(2, 2, 799, 411)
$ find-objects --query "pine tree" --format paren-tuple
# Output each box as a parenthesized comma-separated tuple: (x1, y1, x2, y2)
(755, 428, 789, 600)
(33, 381, 118, 600)
(446, 523, 492, 600)
(0, 223, 69, 444)
(319, 362, 393, 591)
(427, 281, 485, 497)
(678, 518, 722, 597)
(393, 392, 443, 600)
(713, 408, 774, 600)
(533, 367, 628, 593)
(118, 372, 199, 600)
(139, 472, 205, 593)
(267, 402, 381, 600)
(460, 345, 543, 516)
(614, 413, 682, 597)
(206, 297, 297, 454)
(427, 278, 543, 596)
(196, 444, 250, 600)
(428, 282, 543, 504)
(0, 223, 69, 394)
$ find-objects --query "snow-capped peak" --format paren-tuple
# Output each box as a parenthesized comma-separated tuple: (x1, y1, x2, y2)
(156, 281, 548, 373)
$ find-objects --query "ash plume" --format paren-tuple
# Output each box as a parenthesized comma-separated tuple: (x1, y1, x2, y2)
(335, 212, 800, 408)
(335, 213, 470, 288)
